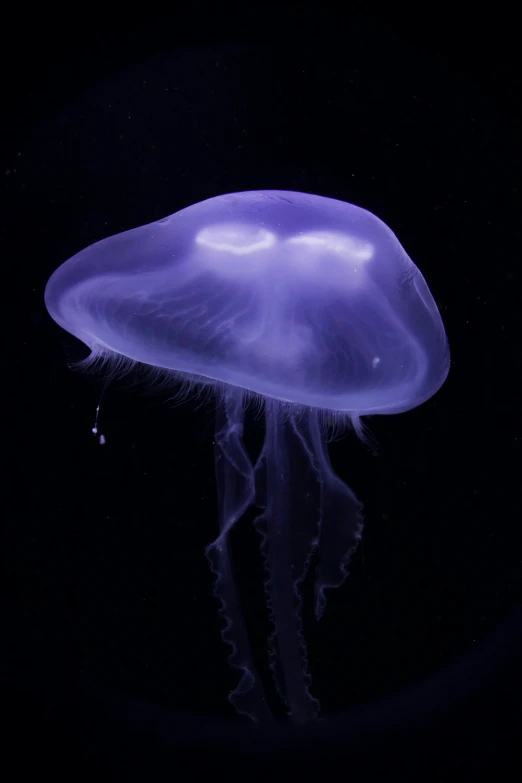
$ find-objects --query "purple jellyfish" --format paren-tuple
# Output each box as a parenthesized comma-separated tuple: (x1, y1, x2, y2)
(44, 190, 450, 724)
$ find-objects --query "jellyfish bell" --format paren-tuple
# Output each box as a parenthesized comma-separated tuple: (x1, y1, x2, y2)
(45, 191, 449, 418)
(45, 190, 450, 724)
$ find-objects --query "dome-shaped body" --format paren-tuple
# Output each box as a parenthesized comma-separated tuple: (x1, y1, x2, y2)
(45, 190, 450, 414)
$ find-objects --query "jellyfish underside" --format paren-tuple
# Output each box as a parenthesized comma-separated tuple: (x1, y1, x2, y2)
(44, 190, 450, 724)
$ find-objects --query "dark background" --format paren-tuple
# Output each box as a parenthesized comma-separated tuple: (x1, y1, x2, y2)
(2, 4, 521, 780)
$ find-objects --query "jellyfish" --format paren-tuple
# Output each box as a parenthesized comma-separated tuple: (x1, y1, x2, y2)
(44, 190, 450, 725)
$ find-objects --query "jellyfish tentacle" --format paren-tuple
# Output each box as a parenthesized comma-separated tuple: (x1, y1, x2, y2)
(253, 402, 321, 724)
(206, 389, 271, 723)
(308, 416, 365, 622)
